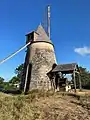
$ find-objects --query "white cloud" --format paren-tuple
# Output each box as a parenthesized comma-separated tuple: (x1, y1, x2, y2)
(74, 46, 90, 56)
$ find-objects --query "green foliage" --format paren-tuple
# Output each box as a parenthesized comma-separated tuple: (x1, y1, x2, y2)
(3, 82, 15, 90)
(15, 64, 24, 78)
(0, 77, 4, 85)
(0, 64, 24, 91)
(0, 77, 5, 90)
(9, 76, 20, 84)
(7, 64, 24, 89)
(75, 66, 90, 89)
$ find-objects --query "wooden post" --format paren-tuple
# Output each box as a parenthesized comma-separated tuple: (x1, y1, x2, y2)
(78, 73, 82, 91)
(24, 64, 29, 94)
(73, 71, 76, 92)
(53, 77, 56, 92)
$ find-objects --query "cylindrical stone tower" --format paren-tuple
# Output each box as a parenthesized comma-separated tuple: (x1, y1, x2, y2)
(21, 25, 56, 92)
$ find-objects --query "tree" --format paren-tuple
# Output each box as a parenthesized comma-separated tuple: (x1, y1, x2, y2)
(8, 64, 24, 87)
(9, 76, 20, 84)
(79, 67, 90, 88)
(0, 77, 4, 85)
(15, 64, 24, 79)
(75, 66, 90, 89)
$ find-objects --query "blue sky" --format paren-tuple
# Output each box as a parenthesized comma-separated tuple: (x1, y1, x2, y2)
(0, 0, 90, 80)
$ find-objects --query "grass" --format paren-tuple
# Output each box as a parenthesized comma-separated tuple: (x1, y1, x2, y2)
(0, 89, 90, 120)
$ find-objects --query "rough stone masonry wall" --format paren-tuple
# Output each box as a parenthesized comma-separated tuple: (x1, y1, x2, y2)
(29, 48, 56, 90)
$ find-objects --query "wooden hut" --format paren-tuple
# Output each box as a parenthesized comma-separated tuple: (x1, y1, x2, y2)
(47, 63, 82, 92)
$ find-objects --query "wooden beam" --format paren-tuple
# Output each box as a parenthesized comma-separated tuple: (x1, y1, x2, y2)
(73, 71, 76, 92)
(78, 73, 82, 91)
(75, 71, 79, 74)
(24, 64, 29, 94)
(75, 71, 82, 91)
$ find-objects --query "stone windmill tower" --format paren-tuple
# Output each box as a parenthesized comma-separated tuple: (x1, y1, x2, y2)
(20, 6, 56, 93)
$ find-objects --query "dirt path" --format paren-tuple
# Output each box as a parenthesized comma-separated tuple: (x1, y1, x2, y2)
(33, 94, 90, 120)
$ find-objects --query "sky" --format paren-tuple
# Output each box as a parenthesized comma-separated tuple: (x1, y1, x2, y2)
(0, 0, 90, 81)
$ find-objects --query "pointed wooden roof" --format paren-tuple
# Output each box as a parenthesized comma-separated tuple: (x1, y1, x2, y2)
(35, 24, 53, 44)
(25, 24, 53, 45)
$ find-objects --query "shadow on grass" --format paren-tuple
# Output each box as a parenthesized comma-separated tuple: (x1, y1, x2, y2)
(1, 89, 22, 95)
